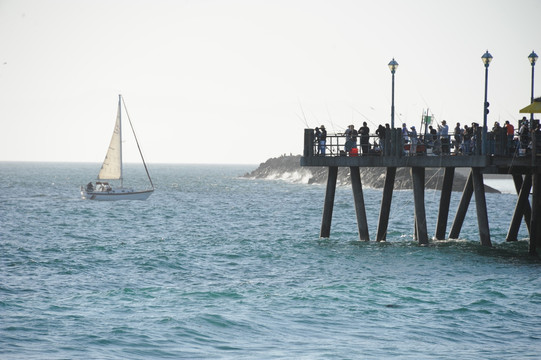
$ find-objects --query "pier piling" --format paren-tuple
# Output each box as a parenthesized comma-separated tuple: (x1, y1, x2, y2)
(320, 166, 338, 238)
(411, 167, 428, 245)
(350, 167, 370, 241)
(507, 174, 532, 241)
(530, 174, 541, 254)
(435, 167, 455, 240)
(472, 168, 491, 246)
(376, 167, 396, 241)
(449, 171, 474, 240)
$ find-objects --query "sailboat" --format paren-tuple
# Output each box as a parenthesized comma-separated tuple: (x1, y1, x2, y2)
(80, 95, 154, 201)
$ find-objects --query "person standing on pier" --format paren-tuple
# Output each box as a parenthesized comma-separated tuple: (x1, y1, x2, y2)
(376, 124, 386, 151)
(344, 125, 357, 153)
(519, 117, 529, 152)
(439, 120, 449, 154)
(402, 123, 409, 143)
(314, 127, 321, 155)
(463, 125, 471, 154)
(319, 125, 327, 155)
(409, 126, 418, 155)
(491, 121, 502, 155)
(428, 126, 437, 142)
(504, 121, 515, 155)
(471, 123, 479, 154)
(359, 122, 370, 154)
(454, 122, 462, 154)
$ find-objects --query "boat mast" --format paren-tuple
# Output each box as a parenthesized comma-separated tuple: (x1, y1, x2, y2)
(118, 94, 123, 188)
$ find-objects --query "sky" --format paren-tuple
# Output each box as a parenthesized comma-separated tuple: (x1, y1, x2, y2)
(0, 0, 539, 164)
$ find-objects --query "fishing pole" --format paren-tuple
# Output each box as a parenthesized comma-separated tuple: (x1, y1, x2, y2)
(295, 113, 310, 128)
(326, 104, 339, 134)
(350, 105, 378, 129)
(298, 99, 310, 128)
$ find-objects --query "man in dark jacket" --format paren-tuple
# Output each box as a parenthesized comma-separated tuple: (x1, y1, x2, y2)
(359, 122, 370, 154)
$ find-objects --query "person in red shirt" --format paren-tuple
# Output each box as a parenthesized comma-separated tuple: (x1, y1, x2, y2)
(504, 121, 515, 155)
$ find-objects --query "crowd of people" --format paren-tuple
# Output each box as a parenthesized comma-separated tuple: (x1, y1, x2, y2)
(313, 116, 541, 156)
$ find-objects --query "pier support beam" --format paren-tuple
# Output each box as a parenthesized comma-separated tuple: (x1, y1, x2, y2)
(449, 170, 474, 239)
(350, 167, 370, 241)
(507, 174, 532, 241)
(530, 173, 541, 255)
(435, 167, 455, 240)
(376, 167, 396, 241)
(472, 168, 491, 246)
(320, 166, 338, 238)
(411, 167, 428, 245)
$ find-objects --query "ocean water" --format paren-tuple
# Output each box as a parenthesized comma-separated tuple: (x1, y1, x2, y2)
(1, 162, 540, 359)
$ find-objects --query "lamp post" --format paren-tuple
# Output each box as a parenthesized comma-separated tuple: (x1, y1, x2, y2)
(528, 51, 538, 123)
(388, 58, 398, 129)
(481, 50, 493, 155)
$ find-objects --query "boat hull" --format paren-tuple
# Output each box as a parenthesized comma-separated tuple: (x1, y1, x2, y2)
(81, 188, 154, 201)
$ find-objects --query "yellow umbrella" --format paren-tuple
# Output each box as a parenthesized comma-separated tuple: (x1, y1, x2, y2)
(519, 97, 541, 113)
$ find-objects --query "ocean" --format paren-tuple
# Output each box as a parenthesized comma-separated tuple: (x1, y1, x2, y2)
(1, 162, 540, 359)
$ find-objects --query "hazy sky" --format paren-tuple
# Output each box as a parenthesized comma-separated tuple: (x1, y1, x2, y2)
(0, 0, 539, 164)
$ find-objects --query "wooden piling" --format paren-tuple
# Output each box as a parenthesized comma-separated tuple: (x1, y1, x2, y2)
(507, 174, 532, 241)
(304, 129, 314, 158)
(320, 166, 338, 238)
(411, 167, 428, 245)
(376, 167, 396, 241)
(435, 167, 455, 240)
(472, 167, 491, 246)
(449, 170, 474, 239)
(530, 173, 540, 255)
(350, 167, 370, 241)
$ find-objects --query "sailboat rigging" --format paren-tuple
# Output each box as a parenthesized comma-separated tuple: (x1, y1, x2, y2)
(80, 95, 154, 201)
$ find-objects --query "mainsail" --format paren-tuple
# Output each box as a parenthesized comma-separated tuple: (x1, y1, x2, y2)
(98, 100, 122, 180)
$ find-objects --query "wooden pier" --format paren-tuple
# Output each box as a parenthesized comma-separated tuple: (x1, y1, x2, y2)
(301, 128, 541, 255)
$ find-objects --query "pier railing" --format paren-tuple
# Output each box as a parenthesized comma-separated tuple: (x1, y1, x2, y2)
(303, 128, 541, 166)
(305, 128, 541, 159)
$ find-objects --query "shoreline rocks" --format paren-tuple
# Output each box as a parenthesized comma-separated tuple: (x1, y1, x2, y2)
(243, 155, 500, 193)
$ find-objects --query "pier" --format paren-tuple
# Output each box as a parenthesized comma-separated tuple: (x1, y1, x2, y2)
(301, 128, 541, 255)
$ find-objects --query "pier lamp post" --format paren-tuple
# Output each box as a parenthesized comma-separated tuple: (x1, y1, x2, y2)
(529, 51, 538, 123)
(481, 50, 493, 155)
(388, 58, 399, 129)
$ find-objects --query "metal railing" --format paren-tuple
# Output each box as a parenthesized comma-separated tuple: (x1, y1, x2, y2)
(304, 127, 541, 158)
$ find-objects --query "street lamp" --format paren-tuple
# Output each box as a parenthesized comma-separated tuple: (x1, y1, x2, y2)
(388, 58, 398, 129)
(528, 51, 538, 123)
(481, 50, 493, 155)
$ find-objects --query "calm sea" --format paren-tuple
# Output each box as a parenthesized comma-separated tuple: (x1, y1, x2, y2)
(1, 162, 540, 359)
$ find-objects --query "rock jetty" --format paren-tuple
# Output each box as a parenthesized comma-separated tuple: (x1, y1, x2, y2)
(244, 155, 500, 193)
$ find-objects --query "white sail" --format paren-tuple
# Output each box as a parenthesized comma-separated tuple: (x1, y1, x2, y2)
(98, 101, 122, 180)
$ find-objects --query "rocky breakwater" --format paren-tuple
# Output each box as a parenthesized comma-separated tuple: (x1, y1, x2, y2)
(243, 155, 500, 193)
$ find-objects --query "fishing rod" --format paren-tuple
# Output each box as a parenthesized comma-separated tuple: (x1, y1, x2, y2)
(298, 99, 310, 128)
(350, 105, 378, 129)
(295, 113, 310, 128)
(420, 108, 429, 136)
(326, 104, 340, 134)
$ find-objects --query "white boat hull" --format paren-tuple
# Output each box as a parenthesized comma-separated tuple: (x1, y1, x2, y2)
(81, 187, 153, 201)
